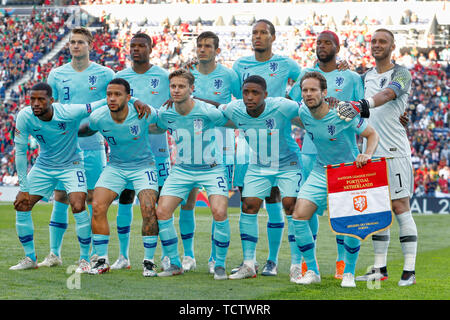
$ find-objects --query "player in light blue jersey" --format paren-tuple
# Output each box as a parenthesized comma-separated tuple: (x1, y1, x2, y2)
(231, 19, 302, 276)
(215, 75, 303, 280)
(41, 27, 134, 268)
(77, 78, 160, 276)
(291, 72, 379, 287)
(111, 33, 172, 270)
(151, 69, 231, 280)
(10, 83, 103, 271)
(288, 31, 364, 280)
(178, 31, 241, 273)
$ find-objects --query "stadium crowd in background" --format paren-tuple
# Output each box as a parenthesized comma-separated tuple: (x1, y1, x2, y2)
(0, 8, 448, 195)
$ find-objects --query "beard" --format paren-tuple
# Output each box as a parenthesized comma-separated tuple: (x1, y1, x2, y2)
(317, 51, 335, 63)
(307, 98, 324, 111)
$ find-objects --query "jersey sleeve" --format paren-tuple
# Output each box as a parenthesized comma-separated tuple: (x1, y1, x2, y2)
(207, 104, 229, 127)
(156, 110, 168, 130)
(105, 67, 115, 82)
(219, 100, 238, 121)
(288, 69, 306, 101)
(228, 68, 241, 99)
(288, 58, 301, 82)
(47, 70, 59, 101)
(387, 65, 412, 98)
(352, 72, 365, 100)
(277, 98, 301, 120)
(232, 61, 243, 99)
(145, 106, 159, 125)
(350, 115, 368, 135)
(14, 110, 31, 192)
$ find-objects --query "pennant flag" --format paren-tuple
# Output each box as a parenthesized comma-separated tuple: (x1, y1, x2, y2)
(326, 158, 393, 240)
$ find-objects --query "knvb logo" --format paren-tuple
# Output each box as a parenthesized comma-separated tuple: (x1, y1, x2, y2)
(353, 195, 367, 213)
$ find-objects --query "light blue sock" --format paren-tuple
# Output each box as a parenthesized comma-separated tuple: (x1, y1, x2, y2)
(73, 210, 92, 261)
(158, 217, 181, 267)
(92, 234, 109, 258)
(239, 212, 258, 262)
(209, 219, 216, 262)
(308, 213, 319, 244)
(265, 202, 284, 264)
(343, 236, 361, 275)
(179, 209, 195, 258)
(286, 215, 302, 265)
(143, 235, 158, 261)
(293, 218, 319, 274)
(213, 219, 230, 268)
(87, 204, 93, 219)
(16, 211, 36, 261)
(117, 203, 133, 260)
(87, 203, 96, 257)
(336, 235, 346, 261)
(49, 201, 69, 257)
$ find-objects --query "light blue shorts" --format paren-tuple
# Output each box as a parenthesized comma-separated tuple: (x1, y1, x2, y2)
(242, 165, 302, 200)
(123, 156, 170, 191)
(301, 153, 317, 184)
(160, 165, 228, 204)
(297, 169, 327, 216)
(224, 163, 234, 190)
(55, 149, 106, 191)
(28, 165, 87, 201)
(233, 163, 248, 188)
(95, 165, 158, 196)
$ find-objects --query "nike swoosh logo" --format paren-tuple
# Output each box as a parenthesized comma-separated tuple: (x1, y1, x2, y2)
(168, 120, 175, 123)
(62, 79, 70, 83)
(395, 190, 402, 194)
(32, 129, 40, 131)
(102, 129, 110, 132)
(238, 123, 246, 126)
(243, 66, 251, 70)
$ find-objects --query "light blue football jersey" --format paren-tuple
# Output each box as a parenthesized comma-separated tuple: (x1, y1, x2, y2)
(14, 103, 96, 191)
(47, 62, 115, 151)
(88, 103, 158, 169)
(232, 54, 301, 98)
(298, 104, 367, 173)
(288, 65, 364, 155)
(221, 97, 301, 171)
(191, 63, 240, 161)
(114, 65, 170, 158)
(156, 99, 228, 170)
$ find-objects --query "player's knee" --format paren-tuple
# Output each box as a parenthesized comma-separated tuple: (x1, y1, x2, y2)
(92, 199, 108, 217)
(265, 187, 281, 203)
(70, 200, 86, 214)
(282, 199, 296, 215)
(392, 197, 410, 215)
(119, 189, 135, 204)
(14, 202, 32, 212)
(211, 206, 227, 221)
(156, 205, 170, 220)
(54, 190, 69, 204)
(242, 199, 261, 214)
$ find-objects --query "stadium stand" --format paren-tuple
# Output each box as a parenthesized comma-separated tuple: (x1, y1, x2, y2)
(0, 1, 448, 196)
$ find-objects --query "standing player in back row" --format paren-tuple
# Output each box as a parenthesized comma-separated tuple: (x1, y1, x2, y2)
(179, 31, 241, 273)
(288, 30, 364, 280)
(41, 27, 135, 271)
(337, 29, 417, 286)
(112, 32, 172, 270)
(231, 19, 301, 276)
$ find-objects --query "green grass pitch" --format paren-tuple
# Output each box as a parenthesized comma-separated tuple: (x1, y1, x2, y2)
(0, 203, 449, 301)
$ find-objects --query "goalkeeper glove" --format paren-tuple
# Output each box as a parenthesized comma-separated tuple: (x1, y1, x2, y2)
(336, 99, 370, 122)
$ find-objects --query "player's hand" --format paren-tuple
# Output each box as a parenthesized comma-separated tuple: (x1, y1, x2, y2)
(133, 100, 151, 119)
(355, 154, 371, 168)
(162, 98, 174, 109)
(182, 58, 198, 70)
(336, 59, 350, 71)
(325, 97, 340, 109)
(399, 111, 409, 128)
(14, 191, 30, 211)
(336, 99, 370, 121)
